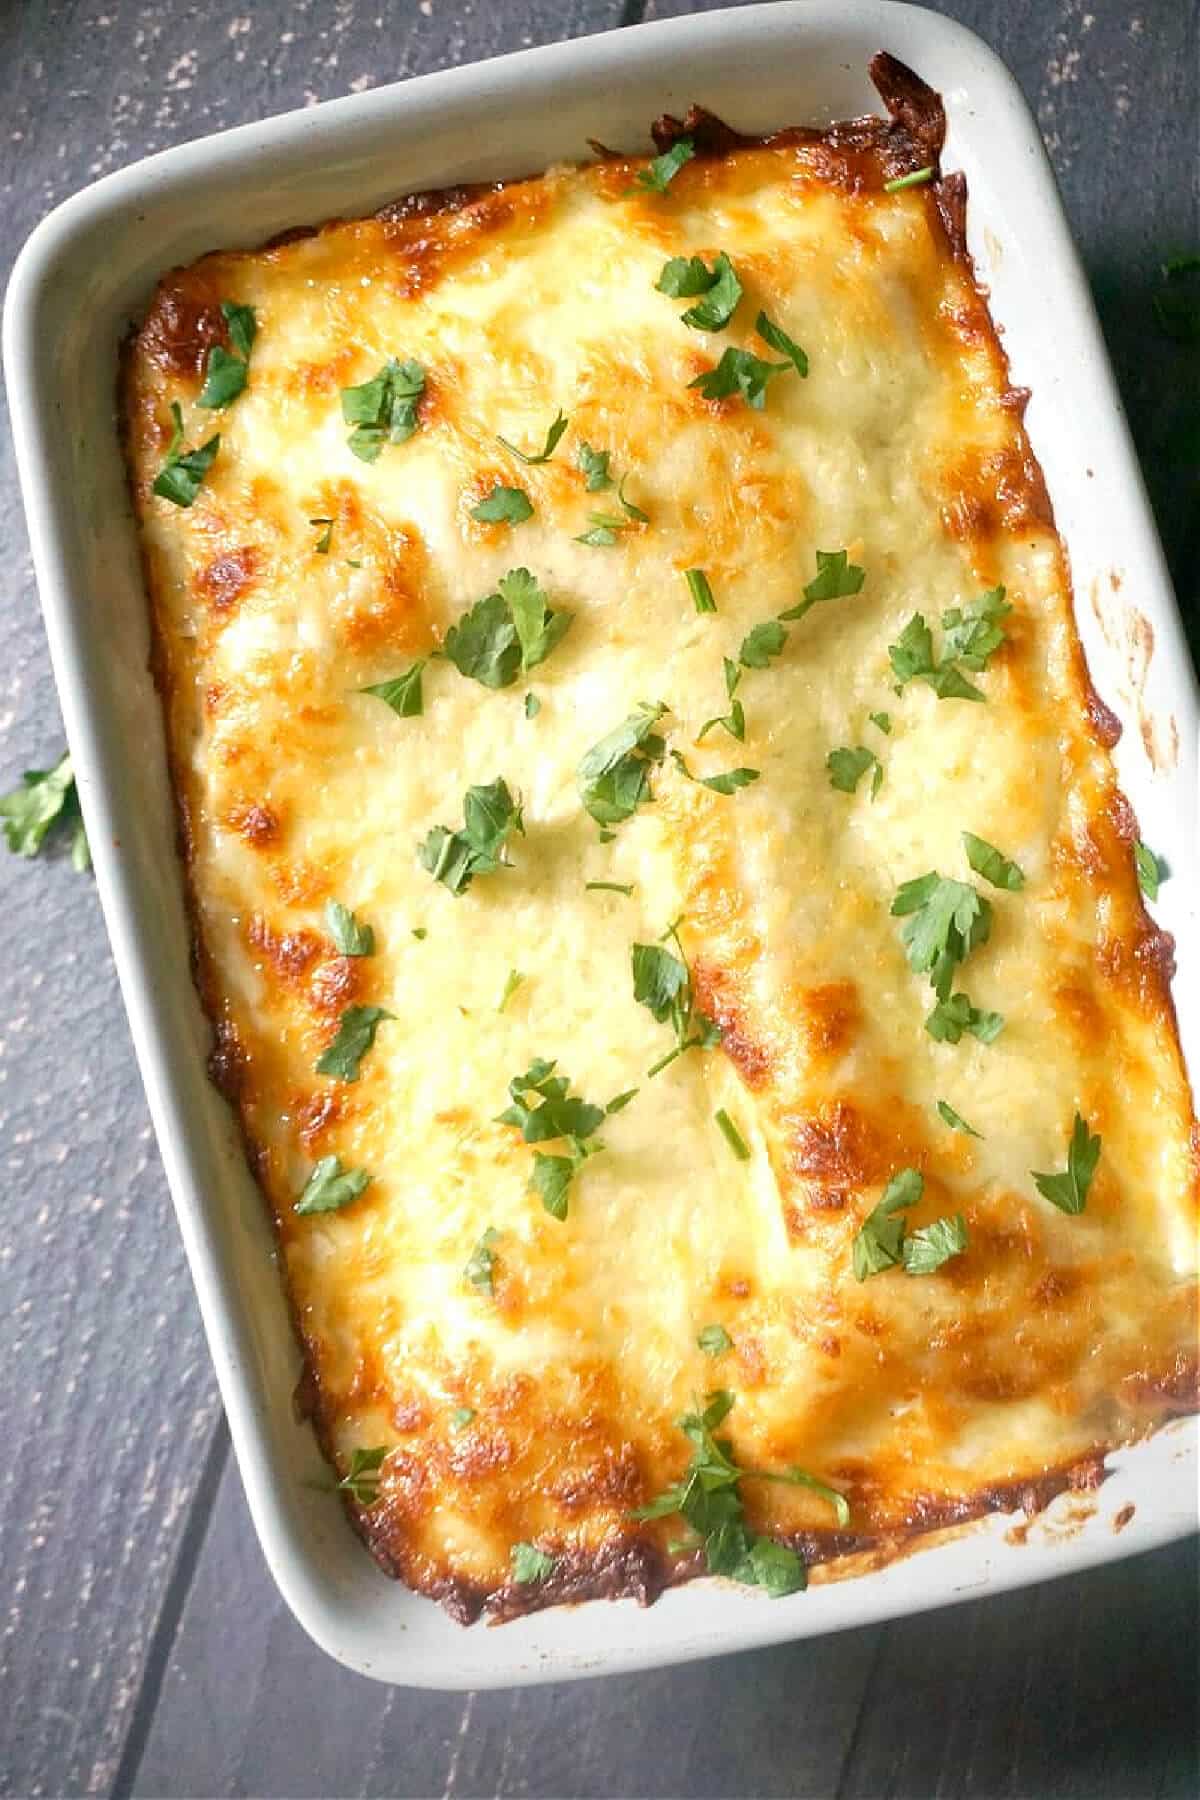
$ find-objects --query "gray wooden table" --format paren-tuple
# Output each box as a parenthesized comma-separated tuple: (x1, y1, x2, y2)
(1, 3, 1197, 1796)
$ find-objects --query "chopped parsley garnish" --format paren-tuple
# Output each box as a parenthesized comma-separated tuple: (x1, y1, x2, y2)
(336, 1445, 388, 1505)
(471, 484, 533, 525)
(1, 752, 88, 870)
(412, 927, 428, 940)
(575, 477, 648, 546)
(450, 1407, 475, 1430)
(891, 871, 992, 1002)
(631, 1390, 846, 1594)
(325, 900, 374, 957)
(497, 409, 568, 465)
(340, 358, 426, 460)
(464, 1226, 500, 1295)
(419, 777, 524, 896)
(686, 568, 718, 614)
(962, 831, 1024, 891)
(853, 1169, 968, 1280)
(671, 750, 760, 795)
(361, 660, 427, 719)
(1135, 841, 1164, 901)
(714, 1108, 751, 1161)
(153, 401, 220, 506)
(689, 346, 790, 409)
(631, 922, 720, 1077)
(890, 589, 1010, 701)
(310, 516, 334, 554)
(497, 968, 525, 1013)
(827, 746, 882, 798)
(697, 1323, 733, 1357)
(498, 1058, 624, 1220)
(925, 992, 1004, 1044)
(936, 1099, 982, 1139)
(444, 568, 572, 687)
(738, 620, 788, 669)
(780, 548, 867, 620)
(942, 587, 1011, 667)
(870, 711, 892, 735)
(698, 657, 746, 743)
(634, 137, 695, 193)
(198, 301, 257, 408)
(295, 1155, 371, 1215)
(577, 443, 613, 490)
(754, 310, 809, 377)
(1032, 1114, 1101, 1215)
(585, 880, 634, 896)
(524, 692, 541, 719)
(314, 1004, 393, 1081)
(511, 1542, 557, 1584)
(657, 251, 742, 331)
(884, 166, 935, 193)
(577, 702, 669, 830)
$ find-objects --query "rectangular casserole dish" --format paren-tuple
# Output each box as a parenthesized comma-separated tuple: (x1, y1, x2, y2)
(5, 0, 1197, 1686)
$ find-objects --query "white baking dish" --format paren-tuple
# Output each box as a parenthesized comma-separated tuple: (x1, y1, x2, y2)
(5, 0, 1197, 1687)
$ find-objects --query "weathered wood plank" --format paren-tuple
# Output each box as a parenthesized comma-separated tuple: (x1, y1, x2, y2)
(0, 6, 626, 1799)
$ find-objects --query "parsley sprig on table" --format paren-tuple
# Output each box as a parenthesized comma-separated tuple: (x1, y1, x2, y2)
(0, 752, 89, 871)
(631, 1390, 848, 1596)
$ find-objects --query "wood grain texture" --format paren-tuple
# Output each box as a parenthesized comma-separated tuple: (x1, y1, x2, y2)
(0, 2, 1196, 1798)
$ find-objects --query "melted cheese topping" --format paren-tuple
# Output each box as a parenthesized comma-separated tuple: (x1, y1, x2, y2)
(124, 136, 1198, 1612)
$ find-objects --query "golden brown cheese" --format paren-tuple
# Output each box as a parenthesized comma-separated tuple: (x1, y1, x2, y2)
(123, 59, 1198, 1623)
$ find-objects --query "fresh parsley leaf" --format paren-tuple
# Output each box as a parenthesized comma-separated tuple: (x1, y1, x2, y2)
(0, 752, 87, 868)
(936, 1099, 982, 1138)
(617, 477, 648, 523)
(632, 926, 721, 1077)
(198, 344, 249, 409)
(412, 927, 427, 940)
(577, 443, 613, 489)
(576, 521, 620, 547)
(497, 409, 568, 465)
(903, 1213, 969, 1274)
(464, 1225, 500, 1294)
(699, 658, 745, 742)
(295, 1155, 371, 1215)
(689, 346, 789, 409)
(585, 881, 634, 895)
(827, 746, 882, 798)
(656, 255, 719, 297)
(444, 571, 571, 688)
(666, 252, 742, 331)
(529, 1151, 583, 1221)
(754, 310, 809, 376)
(941, 588, 1011, 670)
(739, 619, 787, 668)
(524, 692, 541, 719)
(419, 777, 524, 895)
(634, 137, 695, 193)
(577, 702, 668, 829)
(499, 1059, 614, 1219)
(310, 516, 334, 554)
(497, 968, 525, 1012)
(315, 1004, 393, 1081)
(889, 594, 1008, 702)
(892, 872, 992, 1000)
(325, 899, 374, 956)
(697, 1323, 733, 1356)
(511, 1542, 557, 1583)
(884, 165, 935, 192)
(962, 830, 1024, 891)
(852, 1168, 921, 1279)
(341, 358, 426, 460)
(870, 711, 892, 734)
(471, 484, 533, 525)
(714, 1108, 750, 1161)
(1032, 1113, 1101, 1215)
(222, 299, 257, 359)
(361, 660, 426, 719)
(751, 1466, 852, 1530)
(450, 1407, 475, 1430)
(152, 401, 220, 506)
(686, 568, 717, 613)
(1135, 841, 1164, 901)
(336, 1445, 388, 1505)
(671, 750, 759, 794)
(787, 548, 867, 614)
(925, 992, 1004, 1044)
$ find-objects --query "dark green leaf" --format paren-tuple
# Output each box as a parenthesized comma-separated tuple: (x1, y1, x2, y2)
(827, 746, 881, 797)
(152, 402, 220, 506)
(511, 1542, 557, 1583)
(902, 1212, 969, 1274)
(336, 1445, 388, 1505)
(632, 942, 689, 1023)
(853, 1168, 922, 1279)
(801, 548, 866, 603)
(577, 443, 613, 490)
(525, 692, 541, 719)
(679, 253, 742, 332)
(530, 1152, 575, 1221)
(689, 346, 789, 409)
(341, 358, 425, 458)
(443, 593, 519, 688)
(361, 660, 426, 719)
(419, 778, 524, 895)
(464, 1226, 500, 1294)
(715, 1108, 750, 1161)
(295, 1155, 371, 1215)
(754, 310, 809, 376)
(471, 484, 533, 524)
(633, 137, 695, 193)
(0, 753, 81, 860)
(577, 702, 668, 828)
(500, 568, 572, 672)
(325, 900, 374, 956)
(221, 299, 257, 359)
(198, 344, 248, 408)
(870, 711, 892, 734)
(962, 830, 1024, 891)
(499, 1059, 607, 1145)
(656, 255, 719, 297)
(1032, 1113, 1101, 1215)
(941, 587, 1010, 670)
(892, 872, 992, 999)
(936, 1099, 982, 1138)
(497, 409, 568, 465)
(697, 1323, 733, 1356)
(1135, 841, 1163, 901)
(314, 1004, 393, 1081)
(739, 619, 787, 668)
(924, 992, 1004, 1044)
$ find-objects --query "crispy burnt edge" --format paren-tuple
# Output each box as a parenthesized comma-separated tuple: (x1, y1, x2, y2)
(120, 51, 1199, 1628)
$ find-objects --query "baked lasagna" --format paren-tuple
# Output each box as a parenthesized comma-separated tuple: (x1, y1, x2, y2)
(123, 56, 1198, 1622)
